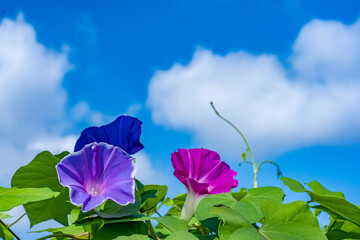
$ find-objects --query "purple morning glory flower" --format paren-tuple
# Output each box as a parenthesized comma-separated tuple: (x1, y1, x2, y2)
(171, 148, 238, 221)
(74, 115, 144, 155)
(56, 142, 136, 212)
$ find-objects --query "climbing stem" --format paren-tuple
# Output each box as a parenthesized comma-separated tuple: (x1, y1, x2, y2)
(210, 101, 258, 188)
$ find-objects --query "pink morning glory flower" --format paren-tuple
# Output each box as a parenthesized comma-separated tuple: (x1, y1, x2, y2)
(171, 148, 238, 222)
(56, 142, 136, 212)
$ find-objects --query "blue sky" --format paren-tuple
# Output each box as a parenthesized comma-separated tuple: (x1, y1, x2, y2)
(0, 0, 360, 237)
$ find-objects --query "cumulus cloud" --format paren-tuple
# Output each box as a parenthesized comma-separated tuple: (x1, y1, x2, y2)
(70, 101, 113, 126)
(0, 14, 169, 238)
(292, 19, 360, 82)
(0, 14, 72, 146)
(147, 18, 360, 159)
(0, 15, 79, 186)
(0, 14, 160, 188)
(27, 135, 77, 153)
(133, 151, 172, 185)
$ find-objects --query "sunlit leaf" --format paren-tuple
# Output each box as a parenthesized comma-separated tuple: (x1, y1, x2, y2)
(11, 151, 74, 226)
(0, 187, 58, 212)
(195, 192, 237, 232)
(139, 184, 167, 215)
(166, 230, 199, 240)
(93, 221, 148, 240)
(232, 187, 284, 223)
(97, 192, 141, 218)
(0, 213, 11, 220)
(280, 177, 306, 193)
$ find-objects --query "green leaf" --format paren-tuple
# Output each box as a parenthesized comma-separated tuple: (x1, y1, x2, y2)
(280, 177, 306, 193)
(76, 214, 151, 226)
(232, 187, 284, 223)
(166, 194, 187, 217)
(69, 207, 82, 224)
(154, 216, 188, 232)
(11, 151, 74, 226)
(97, 192, 141, 218)
(307, 192, 360, 227)
(32, 224, 86, 236)
(282, 178, 360, 226)
(54, 151, 70, 160)
(93, 222, 148, 240)
(306, 181, 345, 198)
(0, 213, 11, 220)
(215, 201, 327, 240)
(0, 187, 59, 212)
(311, 205, 346, 220)
(259, 201, 327, 240)
(139, 185, 168, 215)
(135, 179, 144, 191)
(228, 227, 267, 240)
(241, 152, 247, 162)
(69, 207, 96, 224)
(326, 219, 360, 240)
(165, 230, 199, 240)
(211, 206, 252, 240)
(231, 189, 247, 201)
(0, 223, 14, 240)
(195, 192, 237, 233)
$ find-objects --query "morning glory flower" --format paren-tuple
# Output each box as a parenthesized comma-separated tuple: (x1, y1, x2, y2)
(171, 148, 238, 222)
(74, 115, 144, 155)
(56, 142, 136, 212)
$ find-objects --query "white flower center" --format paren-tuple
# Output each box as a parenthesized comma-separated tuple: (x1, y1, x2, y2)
(86, 184, 103, 197)
(90, 187, 99, 196)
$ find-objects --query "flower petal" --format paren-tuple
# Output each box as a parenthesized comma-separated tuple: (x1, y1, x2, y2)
(74, 115, 144, 154)
(171, 148, 238, 196)
(56, 142, 136, 212)
(104, 180, 136, 206)
(69, 186, 90, 206)
(82, 195, 107, 212)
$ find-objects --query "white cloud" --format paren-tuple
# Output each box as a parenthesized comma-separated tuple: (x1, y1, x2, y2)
(147, 19, 360, 160)
(0, 16, 168, 238)
(70, 101, 112, 126)
(133, 151, 185, 199)
(0, 14, 72, 146)
(124, 103, 142, 116)
(292, 19, 360, 82)
(27, 135, 77, 153)
(0, 14, 161, 190)
(0, 14, 77, 185)
(133, 151, 172, 185)
(0, 143, 34, 186)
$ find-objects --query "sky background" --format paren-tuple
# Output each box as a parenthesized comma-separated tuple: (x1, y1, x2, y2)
(0, 0, 360, 238)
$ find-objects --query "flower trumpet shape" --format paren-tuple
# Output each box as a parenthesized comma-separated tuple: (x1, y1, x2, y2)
(171, 148, 238, 222)
(74, 115, 144, 154)
(56, 142, 136, 212)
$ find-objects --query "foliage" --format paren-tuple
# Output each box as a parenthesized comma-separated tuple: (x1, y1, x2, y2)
(0, 109, 359, 240)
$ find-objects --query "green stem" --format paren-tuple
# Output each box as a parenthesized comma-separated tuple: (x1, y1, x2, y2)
(146, 220, 158, 240)
(255, 160, 282, 182)
(210, 101, 258, 188)
(154, 211, 162, 217)
(36, 233, 82, 240)
(6, 213, 26, 229)
(0, 219, 21, 240)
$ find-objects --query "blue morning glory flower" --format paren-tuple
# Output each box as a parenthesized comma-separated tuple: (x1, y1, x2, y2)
(56, 142, 136, 212)
(74, 115, 144, 154)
